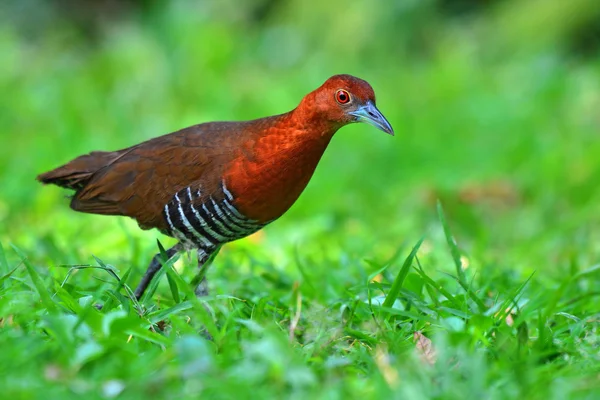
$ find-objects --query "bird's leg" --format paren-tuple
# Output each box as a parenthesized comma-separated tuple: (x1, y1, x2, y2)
(193, 248, 219, 340)
(193, 248, 214, 298)
(134, 243, 182, 300)
(194, 276, 209, 298)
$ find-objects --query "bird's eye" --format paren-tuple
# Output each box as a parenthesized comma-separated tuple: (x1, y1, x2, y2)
(335, 89, 351, 105)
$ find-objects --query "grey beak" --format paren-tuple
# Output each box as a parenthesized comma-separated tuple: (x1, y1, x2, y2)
(349, 101, 394, 135)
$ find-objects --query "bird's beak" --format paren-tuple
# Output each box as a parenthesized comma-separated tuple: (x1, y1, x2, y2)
(349, 101, 394, 136)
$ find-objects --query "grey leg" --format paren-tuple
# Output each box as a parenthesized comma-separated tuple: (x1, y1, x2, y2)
(194, 276, 209, 297)
(193, 248, 213, 298)
(194, 248, 215, 340)
(134, 244, 182, 300)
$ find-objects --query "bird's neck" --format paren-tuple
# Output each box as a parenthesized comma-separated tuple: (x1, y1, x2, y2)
(279, 107, 340, 147)
(225, 109, 340, 223)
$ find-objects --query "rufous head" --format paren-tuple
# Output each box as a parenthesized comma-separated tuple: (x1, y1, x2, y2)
(304, 74, 394, 135)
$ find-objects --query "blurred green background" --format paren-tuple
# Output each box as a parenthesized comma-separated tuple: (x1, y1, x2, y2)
(2, 0, 599, 275)
(1, 0, 600, 398)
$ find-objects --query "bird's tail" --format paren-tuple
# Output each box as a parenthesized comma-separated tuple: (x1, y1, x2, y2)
(37, 151, 120, 190)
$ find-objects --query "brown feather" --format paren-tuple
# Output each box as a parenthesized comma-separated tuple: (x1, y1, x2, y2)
(37, 151, 124, 190)
(38, 121, 261, 231)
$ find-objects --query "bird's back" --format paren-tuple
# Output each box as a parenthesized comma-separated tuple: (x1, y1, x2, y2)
(38, 121, 256, 231)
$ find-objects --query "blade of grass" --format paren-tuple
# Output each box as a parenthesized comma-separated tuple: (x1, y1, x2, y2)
(72, 256, 122, 331)
(12, 245, 57, 311)
(437, 201, 487, 312)
(413, 265, 462, 309)
(166, 269, 181, 303)
(381, 238, 424, 309)
(438, 306, 471, 319)
(0, 242, 9, 289)
(343, 327, 378, 346)
(74, 282, 114, 332)
(140, 241, 179, 304)
(0, 265, 20, 285)
(51, 280, 84, 313)
(293, 245, 316, 292)
(370, 304, 438, 323)
(437, 201, 466, 284)
(572, 263, 600, 280)
(60, 260, 141, 312)
(159, 238, 181, 303)
(165, 265, 220, 341)
(415, 255, 441, 308)
(365, 241, 407, 283)
(147, 300, 194, 324)
(125, 326, 170, 346)
(103, 266, 134, 311)
(496, 271, 535, 322)
(439, 271, 487, 312)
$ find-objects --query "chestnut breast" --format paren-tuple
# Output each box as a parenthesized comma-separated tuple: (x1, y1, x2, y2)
(224, 115, 335, 223)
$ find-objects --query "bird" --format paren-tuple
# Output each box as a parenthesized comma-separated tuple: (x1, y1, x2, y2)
(37, 74, 394, 300)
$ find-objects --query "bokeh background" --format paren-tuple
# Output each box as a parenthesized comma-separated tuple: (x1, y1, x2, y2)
(1, 0, 600, 397)
(2, 0, 599, 276)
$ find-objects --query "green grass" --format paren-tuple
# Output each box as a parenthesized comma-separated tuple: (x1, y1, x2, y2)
(1, 1, 600, 398)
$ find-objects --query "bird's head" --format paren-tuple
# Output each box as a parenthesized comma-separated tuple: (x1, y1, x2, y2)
(304, 74, 394, 136)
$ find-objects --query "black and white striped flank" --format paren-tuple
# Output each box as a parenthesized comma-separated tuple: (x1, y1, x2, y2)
(162, 180, 266, 250)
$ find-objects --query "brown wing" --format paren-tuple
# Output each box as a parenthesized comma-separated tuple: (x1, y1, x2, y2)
(37, 150, 126, 191)
(41, 122, 251, 231)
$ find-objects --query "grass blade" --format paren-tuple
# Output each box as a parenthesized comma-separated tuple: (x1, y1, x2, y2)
(439, 271, 486, 312)
(166, 269, 181, 303)
(140, 241, 179, 304)
(437, 201, 466, 284)
(12, 245, 56, 311)
(437, 201, 487, 312)
(0, 242, 9, 289)
(382, 238, 424, 309)
(165, 266, 220, 340)
(413, 261, 462, 309)
(147, 300, 193, 324)
(125, 326, 170, 346)
(293, 245, 316, 292)
(103, 266, 134, 311)
(0, 265, 20, 285)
